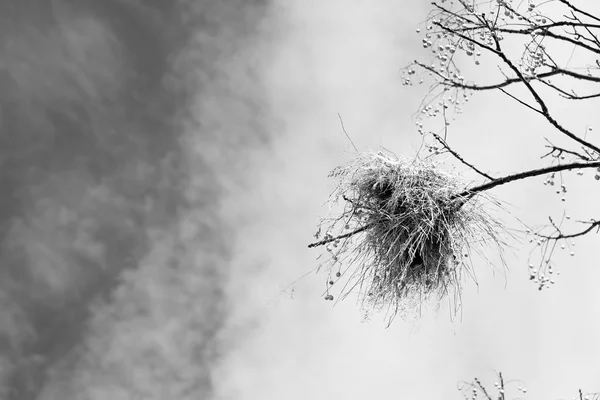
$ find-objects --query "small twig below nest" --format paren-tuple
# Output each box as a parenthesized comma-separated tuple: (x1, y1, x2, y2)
(308, 223, 373, 248)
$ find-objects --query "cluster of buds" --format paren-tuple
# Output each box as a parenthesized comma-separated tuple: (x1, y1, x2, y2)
(542, 173, 575, 202)
(529, 261, 557, 291)
(519, 42, 548, 76)
(518, 385, 528, 394)
(323, 271, 342, 301)
(524, 223, 578, 290)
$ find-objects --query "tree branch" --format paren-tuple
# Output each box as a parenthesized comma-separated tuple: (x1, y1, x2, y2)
(457, 160, 600, 199)
(307, 223, 372, 248)
(489, 31, 600, 155)
(536, 219, 600, 240)
(558, 0, 600, 23)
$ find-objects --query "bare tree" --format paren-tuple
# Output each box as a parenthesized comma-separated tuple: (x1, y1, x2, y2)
(397, 0, 600, 397)
(308, 0, 600, 309)
(399, 0, 600, 288)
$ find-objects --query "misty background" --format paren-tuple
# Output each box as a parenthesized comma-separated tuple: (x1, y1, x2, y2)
(0, 0, 598, 399)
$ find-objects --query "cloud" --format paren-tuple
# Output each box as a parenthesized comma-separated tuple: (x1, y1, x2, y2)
(215, 0, 600, 399)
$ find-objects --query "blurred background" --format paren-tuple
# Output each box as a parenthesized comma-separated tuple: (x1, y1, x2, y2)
(0, 0, 598, 399)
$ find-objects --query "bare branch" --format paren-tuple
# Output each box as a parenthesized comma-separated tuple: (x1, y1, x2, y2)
(458, 160, 600, 198)
(475, 377, 494, 400)
(308, 223, 372, 248)
(432, 132, 494, 180)
(489, 33, 600, 154)
(498, 87, 542, 115)
(309, 160, 600, 249)
(559, 0, 600, 23)
(496, 25, 600, 55)
(541, 138, 592, 161)
(536, 219, 600, 240)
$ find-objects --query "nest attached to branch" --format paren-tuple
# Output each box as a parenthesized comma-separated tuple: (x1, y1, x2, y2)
(311, 150, 507, 322)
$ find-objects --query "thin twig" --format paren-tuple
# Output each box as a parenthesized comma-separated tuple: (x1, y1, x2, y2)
(541, 138, 591, 161)
(498, 88, 542, 115)
(307, 223, 373, 248)
(537, 219, 600, 240)
(338, 113, 358, 152)
(432, 133, 494, 180)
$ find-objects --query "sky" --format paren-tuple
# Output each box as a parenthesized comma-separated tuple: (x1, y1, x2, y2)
(215, 0, 600, 399)
(0, 0, 599, 399)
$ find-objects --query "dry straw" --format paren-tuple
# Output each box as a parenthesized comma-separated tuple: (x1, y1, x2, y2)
(310, 150, 507, 322)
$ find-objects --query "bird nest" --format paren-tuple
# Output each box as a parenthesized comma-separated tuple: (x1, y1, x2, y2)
(310, 150, 507, 323)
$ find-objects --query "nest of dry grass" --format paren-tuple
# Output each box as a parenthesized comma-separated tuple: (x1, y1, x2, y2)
(311, 150, 507, 322)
